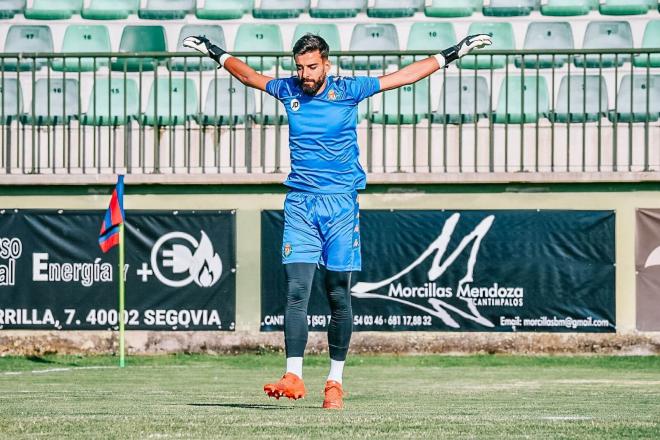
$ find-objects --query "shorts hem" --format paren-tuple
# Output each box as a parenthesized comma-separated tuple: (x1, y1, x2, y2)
(325, 264, 361, 272)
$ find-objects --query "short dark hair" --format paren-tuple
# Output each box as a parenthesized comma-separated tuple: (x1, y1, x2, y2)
(292, 34, 329, 59)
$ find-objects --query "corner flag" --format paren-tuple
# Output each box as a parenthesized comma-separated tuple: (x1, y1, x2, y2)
(99, 175, 125, 253)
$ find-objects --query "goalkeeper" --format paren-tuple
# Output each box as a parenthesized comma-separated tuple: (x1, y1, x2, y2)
(184, 32, 491, 409)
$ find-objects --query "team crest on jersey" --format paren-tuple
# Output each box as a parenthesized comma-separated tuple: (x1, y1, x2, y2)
(328, 89, 336, 100)
(283, 243, 293, 257)
(290, 99, 300, 112)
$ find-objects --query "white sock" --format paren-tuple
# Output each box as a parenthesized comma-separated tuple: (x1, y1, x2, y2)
(327, 359, 345, 384)
(286, 357, 303, 378)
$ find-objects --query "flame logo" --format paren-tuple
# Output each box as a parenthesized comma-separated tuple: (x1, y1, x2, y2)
(190, 231, 222, 287)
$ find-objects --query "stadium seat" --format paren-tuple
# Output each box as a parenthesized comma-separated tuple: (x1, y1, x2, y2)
(515, 22, 573, 69)
(599, 0, 649, 16)
(633, 20, 660, 68)
(425, 0, 479, 18)
(196, 0, 251, 19)
(52, 25, 111, 72)
(252, 0, 309, 19)
(371, 78, 430, 124)
(198, 79, 256, 126)
(433, 76, 489, 124)
(234, 24, 283, 71)
(254, 93, 287, 125)
(0, 0, 24, 18)
(540, 0, 595, 16)
(281, 24, 341, 71)
(552, 75, 608, 123)
(458, 22, 514, 70)
(609, 75, 660, 123)
(309, 0, 365, 18)
(111, 26, 167, 72)
(81, 78, 139, 126)
(402, 23, 456, 66)
(340, 24, 399, 71)
(22, 79, 79, 125)
(81, 0, 138, 20)
(494, 76, 549, 124)
(141, 78, 198, 126)
(483, 0, 538, 17)
(138, 0, 195, 19)
(367, 0, 421, 18)
(170, 25, 226, 72)
(24, 0, 82, 20)
(2, 25, 53, 72)
(0, 79, 22, 125)
(574, 21, 633, 69)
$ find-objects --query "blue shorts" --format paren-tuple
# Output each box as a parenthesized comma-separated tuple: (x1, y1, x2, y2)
(281, 190, 361, 272)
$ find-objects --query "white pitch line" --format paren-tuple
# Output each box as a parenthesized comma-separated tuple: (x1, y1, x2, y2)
(2, 366, 115, 376)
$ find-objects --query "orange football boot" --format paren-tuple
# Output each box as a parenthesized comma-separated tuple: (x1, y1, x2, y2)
(322, 380, 344, 409)
(263, 372, 306, 400)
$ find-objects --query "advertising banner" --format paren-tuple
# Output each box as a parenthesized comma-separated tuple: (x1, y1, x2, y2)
(635, 209, 660, 331)
(0, 210, 236, 330)
(261, 210, 615, 332)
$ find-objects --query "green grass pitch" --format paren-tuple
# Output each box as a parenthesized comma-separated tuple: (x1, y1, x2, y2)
(1, 354, 659, 439)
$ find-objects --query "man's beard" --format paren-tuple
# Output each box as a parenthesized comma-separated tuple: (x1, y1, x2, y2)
(300, 77, 324, 95)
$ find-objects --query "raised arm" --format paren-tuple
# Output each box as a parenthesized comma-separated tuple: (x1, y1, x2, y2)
(183, 36, 273, 92)
(378, 34, 492, 92)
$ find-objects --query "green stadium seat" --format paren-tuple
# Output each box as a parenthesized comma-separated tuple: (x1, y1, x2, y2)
(254, 93, 287, 125)
(633, 20, 660, 68)
(171, 25, 226, 72)
(402, 23, 456, 66)
(458, 22, 514, 70)
(24, 0, 82, 19)
(141, 78, 198, 126)
(0, 79, 22, 125)
(425, 0, 479, 18)
(494, 76, 549, 124)
(111, 26, 167, 72)
(367, 0, 420, 18)
(609, 75, 660, 123)
(599, 0, 649, 16)
(371, 78, 430, 124)
(483, 0, 538, 17)
(198, 79, 256, 126)
(252, 0, 309, 19)
(552, 75, 608, 123)
(281, 24, 341, 71)
(138, 0, 195, 20)
(574, 21, 633, 69)
(515, 22, 573, 69)
(310, 0, 364, 18)
(433, 76, 489, 124)
(340, 24, 399, 71)
(234, 24, 283, 71)
(22, 79, 79, 125)
(540, 0, 593, 16)
(81, 0, 138, 20)
(0, 0, 25, 18)
(52, 25, 111, 72)
(2, 25, 53, 72)
(81, 78, 139, 126)
(196, 0, 252, 20)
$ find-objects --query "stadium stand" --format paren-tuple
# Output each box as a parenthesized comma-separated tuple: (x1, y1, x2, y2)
(198, 78, 256, 126)
(0, 78, 22, 124)
(111, 25, 167, 71)
(2, 25, 53, 71)
(52, 24, 112, 71)
(21, 78, 79, 125)
(433, 76, 490, 124)
(81, 78, 139, 126)
(138, 0, 196, 20)
(371, 78, 430, 124)
(340, 23, 399, 70)
(24, 0, 82, 20)
(81, 0, 138, 20)
(310, 0, 365, 18)
(552, 75, 609, 123)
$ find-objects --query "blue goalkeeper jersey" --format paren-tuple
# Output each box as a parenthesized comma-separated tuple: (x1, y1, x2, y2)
(266, 75, 380, 193)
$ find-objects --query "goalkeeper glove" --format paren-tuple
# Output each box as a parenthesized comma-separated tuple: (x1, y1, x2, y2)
(182, 35, 231, 68)
(435, 34, 492, 68)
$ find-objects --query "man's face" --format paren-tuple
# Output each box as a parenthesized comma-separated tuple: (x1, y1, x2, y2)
(294, 50, 330, 95)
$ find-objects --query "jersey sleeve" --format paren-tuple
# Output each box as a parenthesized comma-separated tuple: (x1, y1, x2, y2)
(347, 76, 381, 103)
(265, 78, 291, 100)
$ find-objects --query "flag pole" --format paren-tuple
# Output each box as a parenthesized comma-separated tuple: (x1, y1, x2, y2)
(119, 222, 126, 368)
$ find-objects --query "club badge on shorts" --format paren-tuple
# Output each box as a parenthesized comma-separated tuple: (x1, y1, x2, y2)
(290, 99, 300, 112)
(283, 243, 293, 257)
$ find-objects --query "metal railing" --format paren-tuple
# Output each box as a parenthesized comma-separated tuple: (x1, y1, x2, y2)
(0, 49, 658, 182)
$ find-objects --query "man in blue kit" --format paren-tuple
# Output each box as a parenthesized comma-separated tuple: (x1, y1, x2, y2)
(184, 32, 491, 409)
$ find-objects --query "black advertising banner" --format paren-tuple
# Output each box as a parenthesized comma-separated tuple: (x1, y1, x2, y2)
(261, 210, 615, 332)
(0, 210, 235, 330)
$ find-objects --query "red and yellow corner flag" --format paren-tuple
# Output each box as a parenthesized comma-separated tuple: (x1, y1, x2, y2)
(99, 175, 125, 253)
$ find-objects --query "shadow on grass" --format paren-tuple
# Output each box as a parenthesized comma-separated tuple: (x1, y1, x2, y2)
(188, 403, 318, 410)
(26, 356, 57, 364)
